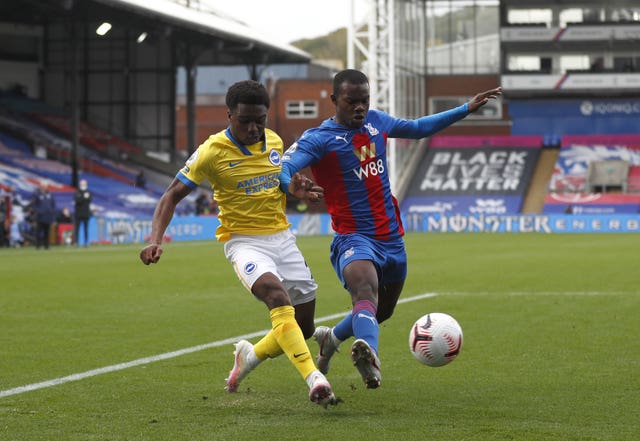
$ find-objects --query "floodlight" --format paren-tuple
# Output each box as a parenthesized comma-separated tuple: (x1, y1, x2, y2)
(96, 22, 112, 36)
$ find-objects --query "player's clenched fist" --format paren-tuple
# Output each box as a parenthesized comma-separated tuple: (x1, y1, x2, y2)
(140, 244, 163, 265)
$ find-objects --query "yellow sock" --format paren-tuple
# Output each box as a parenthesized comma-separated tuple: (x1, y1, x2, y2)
(253, 331, 283, 360)
(270, 305, 316, 380)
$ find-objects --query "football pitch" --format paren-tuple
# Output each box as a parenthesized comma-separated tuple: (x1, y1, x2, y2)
(1, 232, 638, 441)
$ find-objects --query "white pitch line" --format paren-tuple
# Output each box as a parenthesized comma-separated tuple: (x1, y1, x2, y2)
(0, 292, 438, 399)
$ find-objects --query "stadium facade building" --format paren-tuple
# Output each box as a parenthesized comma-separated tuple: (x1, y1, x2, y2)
(500, 0, 640, 141)
(354, 0, 640, 216)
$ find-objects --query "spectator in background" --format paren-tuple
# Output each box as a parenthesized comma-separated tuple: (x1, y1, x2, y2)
(135, 170, 146, 189)
(57, 207, 73, 224)
(74, 179, 92, 247)
(18, 210, 35, 246)
(7, 198, 35, 246)
(9, 215, 24, 247)
(195, 190, 211, 215)
(31, 183, 56, 249)
(0, 192, 9, 247)
(10, 189, 28, 221)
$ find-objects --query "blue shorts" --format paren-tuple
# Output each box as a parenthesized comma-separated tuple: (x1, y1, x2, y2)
(330, 233, 407, 289)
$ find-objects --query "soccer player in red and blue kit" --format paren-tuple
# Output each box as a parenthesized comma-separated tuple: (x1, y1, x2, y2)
(280, 69, 501, 389)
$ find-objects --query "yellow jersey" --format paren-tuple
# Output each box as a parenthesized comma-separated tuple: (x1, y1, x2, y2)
(177, 128, 290, 241)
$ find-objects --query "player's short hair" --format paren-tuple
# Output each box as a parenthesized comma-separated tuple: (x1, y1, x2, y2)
(226, 80, 270, 110)
(333, 69, 369, 96)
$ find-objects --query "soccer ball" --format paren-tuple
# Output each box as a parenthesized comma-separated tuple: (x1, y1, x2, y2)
(409, 312, 463, 367)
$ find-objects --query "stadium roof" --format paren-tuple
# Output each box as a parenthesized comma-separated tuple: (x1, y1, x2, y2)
(0, 0, 311, 65)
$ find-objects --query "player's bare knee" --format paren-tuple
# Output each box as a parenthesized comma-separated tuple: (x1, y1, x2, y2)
(349, 283, 378, 303)
(253, 280, 291, 309)
(263, 289, 291, 309)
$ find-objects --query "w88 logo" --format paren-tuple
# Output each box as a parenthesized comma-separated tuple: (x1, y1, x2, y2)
(353, 158, 385, 180)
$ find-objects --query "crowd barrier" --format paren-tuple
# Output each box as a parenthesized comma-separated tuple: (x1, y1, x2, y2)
(402, 213, 640, 233)
(46, 212, 640, 246)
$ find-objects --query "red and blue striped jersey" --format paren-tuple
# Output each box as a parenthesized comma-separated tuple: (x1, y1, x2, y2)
(281, 105, 469, 241)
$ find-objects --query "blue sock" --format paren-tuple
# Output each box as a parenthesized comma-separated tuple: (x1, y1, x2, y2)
(333, 313, 354, 341)
(351, 300, 379, 354)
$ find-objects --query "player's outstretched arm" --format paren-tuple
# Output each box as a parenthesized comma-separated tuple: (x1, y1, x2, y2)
(287, 172, 324, 203)
(140, 178, 191, 265)
(467, 86, 502, 113)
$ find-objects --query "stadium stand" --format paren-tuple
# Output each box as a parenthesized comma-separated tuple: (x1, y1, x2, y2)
(0, 133, 158, 219)
(0, 92, 143, 182)
(30, 113, 144, 161)
(401, 135, 543, 215)
(628, 165, 640, 193)
(543, 134, 640, 214)
(0, 92, 190, 220)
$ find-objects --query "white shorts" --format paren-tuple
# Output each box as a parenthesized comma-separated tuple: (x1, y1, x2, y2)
(223, 229, 317, 305)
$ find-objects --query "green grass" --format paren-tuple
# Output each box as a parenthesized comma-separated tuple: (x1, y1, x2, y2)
(1, 233, 639, 441)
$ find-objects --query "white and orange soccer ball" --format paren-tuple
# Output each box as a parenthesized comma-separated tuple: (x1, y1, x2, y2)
(409, 312, 463, 367)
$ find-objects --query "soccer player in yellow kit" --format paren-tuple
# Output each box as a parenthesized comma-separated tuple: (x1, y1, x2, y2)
(139, 80, 337, 407)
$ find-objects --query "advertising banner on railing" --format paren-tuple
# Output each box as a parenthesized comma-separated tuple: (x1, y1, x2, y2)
(402, 213, 640, 233)
(71, 212, 640, 246)
(90, 213, 335, 245)
(543, 193, 640, 214)
(95, 216, 216, 244)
